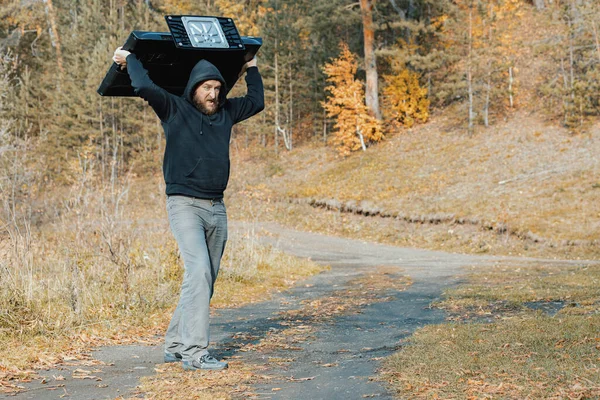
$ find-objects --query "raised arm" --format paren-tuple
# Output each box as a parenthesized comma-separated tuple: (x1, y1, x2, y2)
(227, 57, 265, 123)
(112, 47, 174, 122)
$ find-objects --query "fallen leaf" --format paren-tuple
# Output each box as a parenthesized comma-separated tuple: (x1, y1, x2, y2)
(72, 375, 96, 380)
(72, 369, 91, 375)
(72, 369, 96, 380)
(288, 376, 316, 382)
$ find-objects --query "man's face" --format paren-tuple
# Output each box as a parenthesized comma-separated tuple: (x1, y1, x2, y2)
(193, 80, 222, 115)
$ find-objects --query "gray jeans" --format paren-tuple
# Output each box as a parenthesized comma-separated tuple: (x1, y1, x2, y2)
(164, 195, 228, 360)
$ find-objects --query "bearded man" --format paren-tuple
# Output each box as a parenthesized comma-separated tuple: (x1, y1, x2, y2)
(112, 46, 264, 371)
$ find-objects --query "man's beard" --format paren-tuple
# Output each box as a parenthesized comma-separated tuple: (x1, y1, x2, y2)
(193, 98, 219, 115)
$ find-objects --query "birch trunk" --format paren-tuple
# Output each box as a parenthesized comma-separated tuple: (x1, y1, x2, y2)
(274, 51, 279, 154)
(43, 0, 64, 75)
(534, 0, 545, 10)
(508, 67, 514, 108)
(467, 9, 475, 135)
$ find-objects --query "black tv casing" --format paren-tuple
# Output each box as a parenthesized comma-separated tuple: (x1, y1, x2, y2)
(97, 31, 262, 97)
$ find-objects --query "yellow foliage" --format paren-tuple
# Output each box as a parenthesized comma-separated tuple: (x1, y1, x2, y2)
(383, 68, 430, 128)
(215, 0, 269, 36)
(154, 0, 197, 14)
(322, 43, 384, 156)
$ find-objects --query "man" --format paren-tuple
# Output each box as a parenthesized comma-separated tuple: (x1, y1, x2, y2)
(112, 46, 264, 371)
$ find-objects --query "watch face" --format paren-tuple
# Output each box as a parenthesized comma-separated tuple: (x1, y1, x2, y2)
(181, 16, 228, 49)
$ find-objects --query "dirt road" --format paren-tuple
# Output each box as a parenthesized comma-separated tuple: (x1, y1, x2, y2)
(5, 223, 587, 400)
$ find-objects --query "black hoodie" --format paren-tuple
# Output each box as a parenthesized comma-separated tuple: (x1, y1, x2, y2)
(126, 55, 264, 199)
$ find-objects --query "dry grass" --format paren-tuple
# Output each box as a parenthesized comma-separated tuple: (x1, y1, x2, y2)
(214, 228, 325, 308)
(227, 112, 600, 260)
(133, 361, 265, 400)
(0, 174, 325, 391)
(382, 261, 600, 399)
(383, 315, 600, 399)
(437, 263, 600, 320)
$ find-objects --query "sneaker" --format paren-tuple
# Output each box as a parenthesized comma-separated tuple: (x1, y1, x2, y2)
(164, 351, 182, 363)
(182, 354, 228, 371)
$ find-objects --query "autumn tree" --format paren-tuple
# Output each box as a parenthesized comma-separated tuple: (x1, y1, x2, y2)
(383, 64, 430, 128)
(374, 0, 457, 104)
(294, 0, 363, 141)
(215, 0, 267, 37)
(0, 0, 170, 182)
(376, 0, 523, 132)
(322, 43, 383, 156)
(538, 0, 600, 129)
(259, 0, 297, 152)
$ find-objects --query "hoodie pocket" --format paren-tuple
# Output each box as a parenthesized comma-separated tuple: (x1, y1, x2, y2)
(184, 157, 230, 191)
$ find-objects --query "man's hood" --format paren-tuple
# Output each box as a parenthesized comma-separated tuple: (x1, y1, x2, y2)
(183, 60, 227, 106)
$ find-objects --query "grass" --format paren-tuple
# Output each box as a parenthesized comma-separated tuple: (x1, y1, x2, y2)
(226, 112, 600, 260)
(214, 228, 325, 308)
(132, 361, 263, 400)
(0, 175, 325, 393)
(382, 261, 600, 399)
(383, 316, 600, 399)
(437, 263, 600, 319)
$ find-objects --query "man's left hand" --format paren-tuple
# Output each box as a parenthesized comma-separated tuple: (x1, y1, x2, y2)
(239, 56, 257, 77)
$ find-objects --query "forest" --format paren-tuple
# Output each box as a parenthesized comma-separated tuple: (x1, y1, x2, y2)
(2, 0, 599, 183)
(1, 0, 600, 393)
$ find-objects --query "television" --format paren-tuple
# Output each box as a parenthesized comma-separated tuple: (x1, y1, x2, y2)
(97, 16, 262, 97)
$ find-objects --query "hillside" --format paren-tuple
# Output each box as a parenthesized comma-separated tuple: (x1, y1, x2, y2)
(209, 2, 600, 262)
(226, 111, 600, 260)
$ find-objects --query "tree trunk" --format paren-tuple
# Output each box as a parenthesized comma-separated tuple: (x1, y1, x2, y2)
(323, 108, 327, 143)
(261, 112, 266, 147)
(591, 19, 600, 63)
(43, 0, 64, 75)
(274, 51, 279, 154)
(560, 57, 569, 126)
(568, 18, 575, 103)
(467, 9, 474, 136)
(484, 6, 493, 128)
(287, 58, 293, 151)
(359, 0, 381, 120)
(388, 0, 406, 19)
(356, 118, 367, 151)
(508, 67, 514, 108)
(484, 71, 491, 127)
(274, 52, 292, 151)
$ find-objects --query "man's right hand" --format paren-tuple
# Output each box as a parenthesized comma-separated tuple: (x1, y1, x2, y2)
(113, 47, 131, 70)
